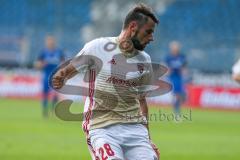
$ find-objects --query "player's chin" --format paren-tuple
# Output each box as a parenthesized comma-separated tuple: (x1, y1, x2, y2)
(138, 44, 146, 51)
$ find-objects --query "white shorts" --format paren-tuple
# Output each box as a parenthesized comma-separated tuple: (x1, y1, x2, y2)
(87, 123, 158, 160)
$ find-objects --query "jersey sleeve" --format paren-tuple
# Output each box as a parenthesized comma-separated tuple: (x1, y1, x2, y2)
(72, 39, 100, 72)
(144, 53, 153, 82)
(75, 38, 101, 57)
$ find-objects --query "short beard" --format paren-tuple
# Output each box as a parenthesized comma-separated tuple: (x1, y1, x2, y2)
(131, 31, 145, 51)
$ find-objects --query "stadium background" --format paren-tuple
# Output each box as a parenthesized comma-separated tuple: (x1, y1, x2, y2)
(0, 0, 240, 160)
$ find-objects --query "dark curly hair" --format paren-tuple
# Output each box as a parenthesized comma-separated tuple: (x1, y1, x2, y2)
(123, 3, 159, 29)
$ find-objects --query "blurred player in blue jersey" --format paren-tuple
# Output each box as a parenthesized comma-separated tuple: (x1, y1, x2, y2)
(165, 41, 187, 116)
(35, 36, 65, 118)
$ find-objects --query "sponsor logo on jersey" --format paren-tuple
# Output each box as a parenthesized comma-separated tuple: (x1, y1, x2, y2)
(106, 76, 137, 87)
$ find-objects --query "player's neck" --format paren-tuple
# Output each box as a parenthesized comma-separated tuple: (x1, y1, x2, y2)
(118, 31, 137, 54)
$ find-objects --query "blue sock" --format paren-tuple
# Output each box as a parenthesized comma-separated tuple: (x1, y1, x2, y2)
(174, 98, 180, 115)
(42, 95, 48, 118)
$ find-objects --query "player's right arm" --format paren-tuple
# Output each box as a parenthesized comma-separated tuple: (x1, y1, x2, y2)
(51, 38, 100, 89)
(51, 50, 90, 89)
(51, 63, 78, 89)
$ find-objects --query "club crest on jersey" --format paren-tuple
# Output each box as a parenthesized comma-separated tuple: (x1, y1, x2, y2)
(108, 58, 116, 65)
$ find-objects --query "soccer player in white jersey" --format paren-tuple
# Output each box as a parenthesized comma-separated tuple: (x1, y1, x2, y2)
(232, 58, 240, 83)
(52, 3, 160, 160)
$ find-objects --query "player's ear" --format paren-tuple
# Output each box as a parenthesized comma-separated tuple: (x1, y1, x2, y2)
(129, 21, 138, 36)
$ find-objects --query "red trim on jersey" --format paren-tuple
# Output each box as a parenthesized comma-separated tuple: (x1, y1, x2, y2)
(82, 69, 97, 159)
(83, 69, 96, 133)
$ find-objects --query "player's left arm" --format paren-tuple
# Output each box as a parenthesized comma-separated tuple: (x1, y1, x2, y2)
(139, 54, 154, 135)
(139, 97, 160, 159)
(139, 97, 150, 136)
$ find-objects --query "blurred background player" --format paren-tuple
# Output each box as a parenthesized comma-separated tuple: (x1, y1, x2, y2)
(35, 36, 65, 118)
(165, 41, 187, 116)
(232, 58, 240, 83)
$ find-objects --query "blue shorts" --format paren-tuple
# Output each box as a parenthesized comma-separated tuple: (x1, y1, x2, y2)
(170, 76, 184, 94)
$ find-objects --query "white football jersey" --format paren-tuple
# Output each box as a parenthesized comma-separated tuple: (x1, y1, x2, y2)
(73, 37, 152, 132)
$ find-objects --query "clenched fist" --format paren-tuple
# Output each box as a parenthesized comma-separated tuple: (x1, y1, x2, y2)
(51, 64, 78, 89)
(51, 69, 67, 89)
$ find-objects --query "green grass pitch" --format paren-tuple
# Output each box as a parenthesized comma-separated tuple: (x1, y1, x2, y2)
(0, 98, 240, 160)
